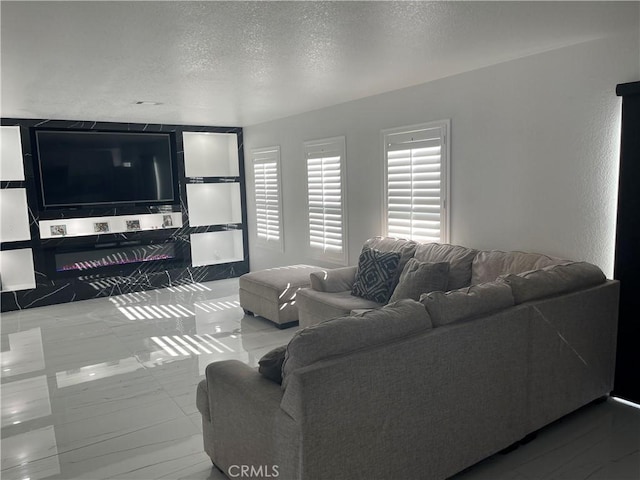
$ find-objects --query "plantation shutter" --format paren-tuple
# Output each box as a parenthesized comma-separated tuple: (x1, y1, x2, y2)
(384, 121, 449, 243)
(253, 147, 283, 250)
(305, 137, 346, 263)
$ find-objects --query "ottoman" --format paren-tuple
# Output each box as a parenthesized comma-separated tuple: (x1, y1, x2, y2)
(239, 265, 321, 328)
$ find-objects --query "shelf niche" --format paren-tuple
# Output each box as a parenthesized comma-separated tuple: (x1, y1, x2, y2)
(39, 212, 183, 239)
(1, 126, 25, 181)
(0, 189, 31, 243)
(191, 230, 244, 267)
(0, 249, 36, 292)
(183, 132, 239, 177)
(186, 183, 242, 227)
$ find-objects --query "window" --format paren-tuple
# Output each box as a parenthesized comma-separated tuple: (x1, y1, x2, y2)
(383, 120, 450, 243)
(252, 146, 283, 251)
(304, 136, 347, 264)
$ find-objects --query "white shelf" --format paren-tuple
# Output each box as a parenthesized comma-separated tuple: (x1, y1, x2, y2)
(183, 132, 239, 177)
(0, 249, 36, 292)
(39, 212, 182, 239)
(1, 126, 25, 181)
(187, 183, 242, 227)
(0, 188, 31, 242)
(191, 230, 244, 267)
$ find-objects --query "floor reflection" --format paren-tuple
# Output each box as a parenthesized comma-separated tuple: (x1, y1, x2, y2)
(2, 425, 60, 480)
(55, 358, 144, 389)
(1, 278, 296, 480)
(1, 328, 45, 377)
(1, 375, 51, 427)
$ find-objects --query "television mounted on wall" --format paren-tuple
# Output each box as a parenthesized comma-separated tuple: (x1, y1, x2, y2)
(34, 129, 179, 209)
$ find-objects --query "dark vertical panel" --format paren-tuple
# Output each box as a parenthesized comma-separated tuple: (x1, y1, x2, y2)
(614, 81, 640, 403)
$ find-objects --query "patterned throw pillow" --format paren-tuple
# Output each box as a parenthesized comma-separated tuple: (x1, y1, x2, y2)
(351, 248, 402, 303)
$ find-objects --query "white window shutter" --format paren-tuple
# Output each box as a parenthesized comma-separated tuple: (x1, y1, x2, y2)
(384, 121, 449, 243)
(252, 146, 283, 251)
(304, 137, 347, 264)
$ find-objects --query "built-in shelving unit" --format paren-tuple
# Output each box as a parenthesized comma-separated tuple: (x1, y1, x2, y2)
(0, 119, 248, 311)
(184, 132, 245, 266)
(0, 125, 36, 293)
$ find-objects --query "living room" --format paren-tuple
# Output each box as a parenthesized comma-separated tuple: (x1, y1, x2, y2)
(1, 2, 639, 480)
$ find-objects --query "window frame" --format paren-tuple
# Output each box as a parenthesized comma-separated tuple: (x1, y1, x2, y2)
(382, 120, 450, 244)
(304, 136, 348, 265)
(251, 145, 284, 252)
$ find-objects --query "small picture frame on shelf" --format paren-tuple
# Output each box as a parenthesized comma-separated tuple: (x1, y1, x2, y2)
(162, 215, 173, 228)
(50, 224, 67, 236)
(93, 222, 110, 233)
(126, 220, 141, 231)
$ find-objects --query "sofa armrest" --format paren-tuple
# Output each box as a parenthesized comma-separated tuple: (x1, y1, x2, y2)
(310, 266, 357, 292)
(205, 360, 283, 417)
(203, 360, 298, 476)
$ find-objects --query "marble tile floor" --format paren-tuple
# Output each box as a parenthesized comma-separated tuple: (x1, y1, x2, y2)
(1, 277, 638, 480)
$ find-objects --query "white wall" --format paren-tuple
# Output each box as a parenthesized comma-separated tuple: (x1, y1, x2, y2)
(244, 31, 639, 277)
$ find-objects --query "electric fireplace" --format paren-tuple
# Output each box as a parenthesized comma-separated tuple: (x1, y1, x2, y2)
(48, 242, 181, 277)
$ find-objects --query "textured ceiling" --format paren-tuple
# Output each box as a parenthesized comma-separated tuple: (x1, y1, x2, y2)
(1, 1, 636, 127)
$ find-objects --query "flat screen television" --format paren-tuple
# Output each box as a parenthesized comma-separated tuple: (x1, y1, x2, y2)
(34, 130, 178, 208)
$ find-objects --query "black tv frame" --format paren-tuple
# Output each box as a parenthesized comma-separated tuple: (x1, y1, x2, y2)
(31, 127, 181, 212)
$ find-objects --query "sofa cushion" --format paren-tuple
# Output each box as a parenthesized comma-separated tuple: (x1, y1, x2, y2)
(471, 250, 565, 285)
(500, 262, 606, 304)
(282, 299, 432, 388)
(258, 345, 287, 384)
(352, 248, 402, 303)
(420, 281, 514, 327)
(238, 265, 319, 303)
(413, 243, 478, 290)
(297, 288, 382, 324)
(388, 259, 450, 302)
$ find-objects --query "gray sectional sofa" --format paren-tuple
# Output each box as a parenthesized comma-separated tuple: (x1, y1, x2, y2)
(197, 238, 619, 480)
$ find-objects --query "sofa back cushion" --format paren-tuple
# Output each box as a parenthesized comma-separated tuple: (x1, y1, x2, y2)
(388, 259, 449, 302)
(413, 243, 478, 290)
(500, 262, 606, 304)
(282, 299, 432, 389)
(471, 250, 565, 285)
(420, 281, 514, 327)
